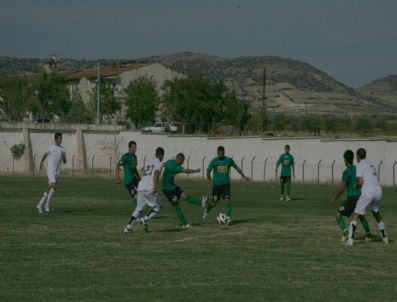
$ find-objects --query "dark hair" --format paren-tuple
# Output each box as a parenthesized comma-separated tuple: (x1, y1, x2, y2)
(357, 148, 366, 160)
(156, 147, 164, 157)
(176, 152, 185, 160)
(217, 146, 225, 152)
(128, 141, 136, 147)
(54, 132, 62, 139)
(285, 145, 290, 149)
(343, 150, 354, 164)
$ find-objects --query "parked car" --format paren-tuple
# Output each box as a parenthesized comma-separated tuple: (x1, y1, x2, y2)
(31, 117, 53, 123)
(141, 122, 177, 133)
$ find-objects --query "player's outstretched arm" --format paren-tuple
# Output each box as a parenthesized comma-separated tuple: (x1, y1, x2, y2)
(183, 168, 201, 174)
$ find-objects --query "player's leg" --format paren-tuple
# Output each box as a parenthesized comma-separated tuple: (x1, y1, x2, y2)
(222, 183, 233, 224)
(44, 183, 56, 212)
(335, 211, 348, 241)
(126, 181, 138, 207)
(358, 215, 373, 240)
(180, 191, 205, 207)
(347, 193, 372, 245)
(371, 188, 388, 243)
(285, 177, 292, 201)
(124, 191, 146, 233)
(164, 188, 189, 228)
(37, 172, 55, 213)
(279, 177, 285, 201)
(203, 185, 220, 219)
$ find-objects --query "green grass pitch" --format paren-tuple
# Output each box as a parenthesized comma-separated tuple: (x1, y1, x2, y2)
(1, 176, 396, 302)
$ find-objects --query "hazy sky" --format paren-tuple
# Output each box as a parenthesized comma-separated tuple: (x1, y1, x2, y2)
(1, 0, 396, 87)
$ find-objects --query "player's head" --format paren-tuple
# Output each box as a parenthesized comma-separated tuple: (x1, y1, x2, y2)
(343, 150, 354, 165)
(155, 147, 165, 161)
(175, 153, 185, 164)
(217, 146, 225, 159)
(356, 148, 366, 161)
(54, 132, 62, 145)
(285, 145, 290, 153)
(128, 141, 137, 154)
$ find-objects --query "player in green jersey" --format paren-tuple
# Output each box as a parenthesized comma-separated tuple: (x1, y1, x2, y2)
(116, 141, 141, 204)
(162, 153, 208, 229)
(203, 146, 250, 225)
(329, 150, 374, 242)
(275, 145, 295, 201)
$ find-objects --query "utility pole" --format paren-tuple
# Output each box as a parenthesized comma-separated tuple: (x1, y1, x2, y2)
(96, 61, 100, 125)
(262, 66, 267, 132)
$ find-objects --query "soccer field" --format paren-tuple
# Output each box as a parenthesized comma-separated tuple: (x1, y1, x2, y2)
(0, 176, 396, 302)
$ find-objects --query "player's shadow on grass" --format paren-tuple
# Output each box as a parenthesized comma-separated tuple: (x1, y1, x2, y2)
(289, 197, 306, 202)
(230, 219, 248, 225)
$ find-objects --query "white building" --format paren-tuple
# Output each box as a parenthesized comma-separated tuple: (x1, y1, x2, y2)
(64, 63, 186, 124)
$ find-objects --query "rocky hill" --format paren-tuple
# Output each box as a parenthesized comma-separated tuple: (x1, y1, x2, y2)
(1, 53, 395, 114)
(358, 75, 397, 108)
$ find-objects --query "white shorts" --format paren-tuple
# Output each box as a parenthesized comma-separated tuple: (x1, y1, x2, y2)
(136, 191, 161, 212)
(354, 186, 382, 215)
(47, 170, 59, 184)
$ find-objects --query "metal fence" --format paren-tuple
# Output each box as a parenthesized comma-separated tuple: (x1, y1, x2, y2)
(6, 154, 397, 186)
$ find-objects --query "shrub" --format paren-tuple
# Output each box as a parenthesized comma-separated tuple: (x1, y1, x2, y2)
(11, 144, 25, 159)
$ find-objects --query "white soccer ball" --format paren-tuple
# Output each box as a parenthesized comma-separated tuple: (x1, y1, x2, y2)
(217, 213, 227, 225)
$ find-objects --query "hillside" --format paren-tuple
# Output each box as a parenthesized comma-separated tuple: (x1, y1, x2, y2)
(1, 53, 395, 114)
(358, 75, 397, 108)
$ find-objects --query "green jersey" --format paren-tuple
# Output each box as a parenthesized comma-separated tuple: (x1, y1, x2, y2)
(118, 153, 138, 186)
(342, 165, 361, 197)
(277, 153, 294, 177)
(162, 159, 184, 191)
(207, 156, 237, 186)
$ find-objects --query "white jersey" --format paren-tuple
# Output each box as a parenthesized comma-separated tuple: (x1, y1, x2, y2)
(138, 159, 163, 192)
(47, 143, 66, 176)
(356, 159, 380, 191)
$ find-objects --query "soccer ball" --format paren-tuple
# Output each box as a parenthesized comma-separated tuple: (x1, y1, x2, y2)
(217, 213, 227, 225)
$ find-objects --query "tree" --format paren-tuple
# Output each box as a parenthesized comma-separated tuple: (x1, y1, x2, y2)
(124, 75, 159, 128)
(0, 75, 34, 122)
(162, 75, 245, 134)
(67, 86, 94, 123)
(89, 77, 121, 122)
(37, 71, 70, 121)
(354, 115, 372, 135)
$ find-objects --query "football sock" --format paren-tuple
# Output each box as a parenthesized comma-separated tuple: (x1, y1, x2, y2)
(349, 220, 357, 239)
(377, 221, 386, 238)
(132, 199, 137, 208)
(286, 184, 291, 196)
(45, 189, 55, 209)
(336, 216, 347, 233)
(38, 191, 48, 207)
(185, 195, 201, 206)
(225, 204, 232, 218)
(359, 216, 371, 234)
(280, 185, 285, 196)
(175, 208, 188, 225)
(127, 214, 138, 225)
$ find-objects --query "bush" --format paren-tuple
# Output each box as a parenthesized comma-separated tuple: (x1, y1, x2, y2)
(11, 144, 25, 159)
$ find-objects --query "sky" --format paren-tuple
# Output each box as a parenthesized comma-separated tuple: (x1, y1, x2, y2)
(0, 0, 396, 88)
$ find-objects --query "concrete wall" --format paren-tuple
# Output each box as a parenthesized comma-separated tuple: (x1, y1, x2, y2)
(1, 122, 397, 186)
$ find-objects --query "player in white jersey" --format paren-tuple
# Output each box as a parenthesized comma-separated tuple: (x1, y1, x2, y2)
(36, 132, 67, 213)
(346, 148, 389, 245)
(124, 147, 165, 233)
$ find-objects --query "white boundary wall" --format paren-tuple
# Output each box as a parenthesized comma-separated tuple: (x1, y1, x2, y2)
(1, 124, 397, 186)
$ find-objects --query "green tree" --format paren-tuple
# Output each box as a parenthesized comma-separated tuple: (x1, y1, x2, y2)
(90, 77, 121, 122)
(67, 86, 94, 123)
(37, 71, 70, 121)
(323, 115, 338, 133)
(0, 75, 34, 122)
(125, 76, 159, 128)
(301, 115, 322, 136)
(354, 115, 372, 135)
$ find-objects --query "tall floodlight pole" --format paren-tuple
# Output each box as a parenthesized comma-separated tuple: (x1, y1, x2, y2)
(96, 61, 100, 125)
(262, 66, 267, 132)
